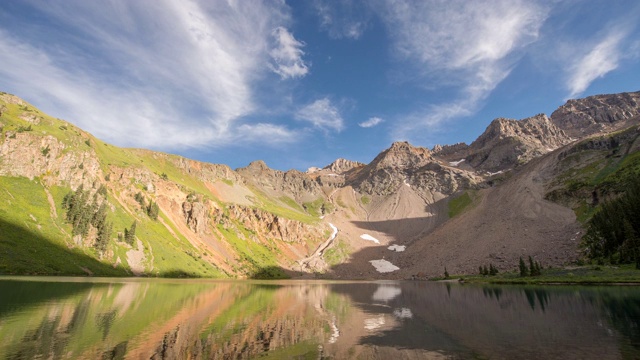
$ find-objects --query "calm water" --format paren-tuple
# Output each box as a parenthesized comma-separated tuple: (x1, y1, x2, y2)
(1, 277, 639, 359)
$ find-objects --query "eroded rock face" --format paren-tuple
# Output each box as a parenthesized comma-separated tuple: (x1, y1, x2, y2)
(463, 114, 571, 172)
(432, 142, 469, 159)
(350, 141, 479, 196)
(322, 158, 364, 175)
(169, 154, 242, 184)
(0, 132, 102, 189)
(218, 204, 323, 244)
(182, 201, 209, 234)
(236, 161, 323, 201)
(551, 91, 640, 137)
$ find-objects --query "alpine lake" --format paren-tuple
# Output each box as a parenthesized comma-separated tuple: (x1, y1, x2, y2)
(1, 277, 639, 359)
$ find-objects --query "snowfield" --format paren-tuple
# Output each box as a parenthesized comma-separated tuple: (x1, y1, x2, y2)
(449, 159, 465, 166)
(369, 259, 400, 273)
(388, 244, 406, 252)
(360, 234, 381, 244)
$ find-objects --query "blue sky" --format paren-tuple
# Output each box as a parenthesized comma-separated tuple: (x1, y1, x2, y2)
(1, 1, 639, 171)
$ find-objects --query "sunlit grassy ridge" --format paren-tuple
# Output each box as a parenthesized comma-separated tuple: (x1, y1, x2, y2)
(0, 94, 319, 278)
(546, 127, 640, 223)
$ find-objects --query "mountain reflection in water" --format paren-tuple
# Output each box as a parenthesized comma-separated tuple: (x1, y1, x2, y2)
(0, 277, 639, 359)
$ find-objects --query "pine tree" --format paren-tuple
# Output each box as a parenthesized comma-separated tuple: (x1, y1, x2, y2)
(444, 267, 449, 279)
(124, 221, 136, 245)
(95, 221, 112, 253)
(489, 264, 498, 276)
(479, 266, 483, 275)
(482, 265, 489, 276)
(519, 257, 528, 277)
(147, 201, 159, 220)
(134, 192, 146, 207)
(528, 256, 536, 276)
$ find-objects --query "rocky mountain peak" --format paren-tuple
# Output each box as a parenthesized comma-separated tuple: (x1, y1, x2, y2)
(461, 113, 571, 172)
(322, 158, 364, 174)
(371, 141, 432, 170)
(551, 91, 640, 137)
(243, 160, 269, 171)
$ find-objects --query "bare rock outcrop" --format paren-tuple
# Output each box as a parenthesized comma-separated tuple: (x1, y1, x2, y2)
(463, 114, 571, 172)
(432, 142, 469, 159)
(217, 204, 323, 244)
(349, 141, 479, 196)
(182, 200, 209, 234)
(0, 132, 102, 189)
(322, 158, 364, 174)
(236, 160, 323, 201)
(551, 91, 640, 137)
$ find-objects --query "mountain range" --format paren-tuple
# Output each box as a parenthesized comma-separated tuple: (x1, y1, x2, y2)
(1, 90, 639, 279)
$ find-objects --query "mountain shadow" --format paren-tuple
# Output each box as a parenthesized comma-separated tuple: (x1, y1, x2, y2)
(350, 216, 440, 245)
(0, 218, 129, 277)
(249, 265, 305, 279)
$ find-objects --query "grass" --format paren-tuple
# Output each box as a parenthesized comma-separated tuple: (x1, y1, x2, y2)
(0, 176, 127, 276)
(448, 190, 478, 218)
(0, 94, 319, 279)
(360, 195, 371, 205)
(217, 224, 288, 278)
(453, 264, 640, 285)
(302, 197, 334, 217)
(279, 196, 304, 212)
(248, 186, 317, 224)
(323, 238, 350, 266)
(0, 174, 223, 278)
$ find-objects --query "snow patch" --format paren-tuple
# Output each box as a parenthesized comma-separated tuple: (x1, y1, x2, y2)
(364, 316, 385, 331)
(360, 234, 380, 244)
(388, 244, 406, 252)
(393, 308, 413, 319)
(372, 285, 401, 302)
(328, 223, 338, 241)
(403, 179, 410, 187)
(449, 159, 465, 166)
(370, 259, 400, 273)
(487, 170, 504, 176)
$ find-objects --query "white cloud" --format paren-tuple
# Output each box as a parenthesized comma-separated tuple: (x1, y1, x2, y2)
(378, 0, 549, 138)
(314, 0, 371, 39)
(269, 27, 309, 79)
(295, 98, 345, 132)
(0, 1, 297, 149)
(566, 30, 626, 98)
(235, 123, 299, 145)
(359, 117, 383, 128)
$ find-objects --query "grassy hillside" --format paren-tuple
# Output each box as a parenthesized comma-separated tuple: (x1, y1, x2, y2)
(545, 126, 640, 222)
(0, 93, 324, 278)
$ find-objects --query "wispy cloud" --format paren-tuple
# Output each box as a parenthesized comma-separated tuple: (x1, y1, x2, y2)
(269, 27, 309, 79)
(378, 0, 549, 139)
(295, 98, 345, 132)
(566, 29, 627, 98)
(313, 0, 371, 39)
(235, 123, 299, 145)
(359, 117, 383, 128)
(0, 1, 300, 149)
